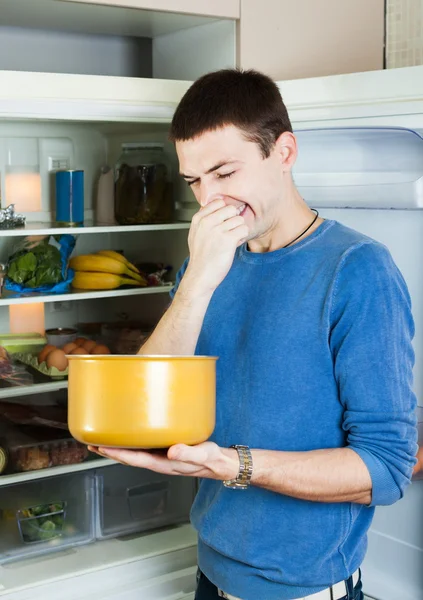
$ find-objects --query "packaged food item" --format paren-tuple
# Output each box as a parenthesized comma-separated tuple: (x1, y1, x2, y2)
(4, 235, 76, 294)
(101, 321, 149, 354)
(55, 170, 84, 226)
(0, 347, 33, 388)
(0, 204, 26, 230)
(0, 418, 88, 473)
(136, 262, 173, 287)
(114, 143, 174, 225)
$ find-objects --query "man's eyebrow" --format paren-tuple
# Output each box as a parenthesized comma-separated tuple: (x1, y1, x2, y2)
(180, 160, 239, 179)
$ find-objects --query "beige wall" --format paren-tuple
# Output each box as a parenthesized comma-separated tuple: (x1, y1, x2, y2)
(238, 0, 385, 80)
(386, 0, 423, 68)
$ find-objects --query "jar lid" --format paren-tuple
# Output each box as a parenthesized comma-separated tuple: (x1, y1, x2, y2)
(121, 142, 164, 150)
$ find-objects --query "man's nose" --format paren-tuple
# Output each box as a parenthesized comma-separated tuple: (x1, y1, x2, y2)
(199, 179, 223, 208)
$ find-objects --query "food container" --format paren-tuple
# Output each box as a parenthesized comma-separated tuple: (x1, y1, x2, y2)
(0, 418, 88, 473)
(0, 333, 46, 355)
(68, 355, 217, 448)
(55, 169, 84, 226)
(45, 327, 77, 348)
(9, 437, 88, 472)
(100, 321, 149, 354)
(17, 502, 67, 544)
(96, 165, 115, 225)
(114, 143, 174, 225)
(14, 352, 68, 380)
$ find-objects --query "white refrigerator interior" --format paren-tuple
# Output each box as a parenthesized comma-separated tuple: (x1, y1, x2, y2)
(0, 19, 422, 597)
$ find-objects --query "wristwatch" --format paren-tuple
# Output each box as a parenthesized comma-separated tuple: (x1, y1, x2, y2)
(223, 445, 253, 489)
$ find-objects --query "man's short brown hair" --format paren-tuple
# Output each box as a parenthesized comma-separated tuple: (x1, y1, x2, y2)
(169, 69, 293, 158)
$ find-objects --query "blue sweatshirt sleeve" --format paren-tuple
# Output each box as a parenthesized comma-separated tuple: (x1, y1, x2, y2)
(329, 241, 418, 506)
(169, 257, 189, 300)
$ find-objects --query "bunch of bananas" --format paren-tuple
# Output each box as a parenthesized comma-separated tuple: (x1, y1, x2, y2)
(70, 250, 147, 290)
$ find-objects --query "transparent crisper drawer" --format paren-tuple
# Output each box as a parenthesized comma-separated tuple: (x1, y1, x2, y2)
(95, 464, 196, 540)
(292, 127, 423, 209)
(0, 471, 95, 563)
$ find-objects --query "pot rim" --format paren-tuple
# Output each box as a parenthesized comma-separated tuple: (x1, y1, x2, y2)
(66, 354, 218, 360)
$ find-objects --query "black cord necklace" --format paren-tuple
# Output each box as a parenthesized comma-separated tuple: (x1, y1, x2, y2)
(282, 208, 319, 249)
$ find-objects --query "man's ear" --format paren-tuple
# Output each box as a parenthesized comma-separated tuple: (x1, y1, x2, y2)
(275, 131, 298, 171)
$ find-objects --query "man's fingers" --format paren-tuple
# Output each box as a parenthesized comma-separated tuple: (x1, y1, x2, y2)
(97, 447, 173, 472)
(192, 197, 225, 221)
(167, 443, 213, 465)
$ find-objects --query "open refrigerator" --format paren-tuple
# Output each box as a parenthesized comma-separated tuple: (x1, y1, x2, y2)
(0, 2, 421, 599)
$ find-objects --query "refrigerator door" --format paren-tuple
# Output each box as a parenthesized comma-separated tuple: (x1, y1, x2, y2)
(292, 127, 423, 209)
(318, 205, 423, 600)
(291, 119, 423, 600)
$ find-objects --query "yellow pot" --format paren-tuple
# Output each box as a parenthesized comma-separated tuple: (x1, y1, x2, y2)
(67, 355, 217, 449)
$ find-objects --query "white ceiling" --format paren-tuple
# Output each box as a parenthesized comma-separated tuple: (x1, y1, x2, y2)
(0, 0, 218, 38)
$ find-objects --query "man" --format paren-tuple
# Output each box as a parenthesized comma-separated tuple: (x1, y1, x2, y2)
(91, 70, 417, 600)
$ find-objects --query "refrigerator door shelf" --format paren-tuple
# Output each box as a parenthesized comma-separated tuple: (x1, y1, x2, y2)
(293, 127, 423, 209)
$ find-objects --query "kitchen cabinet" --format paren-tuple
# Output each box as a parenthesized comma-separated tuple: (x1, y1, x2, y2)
(0, 0, 237, 81)
(59, 0, 240, 19)
(237, 0, 385, 80)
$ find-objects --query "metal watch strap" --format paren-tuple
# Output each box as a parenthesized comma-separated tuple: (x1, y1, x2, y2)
(223, 445, 253, 489)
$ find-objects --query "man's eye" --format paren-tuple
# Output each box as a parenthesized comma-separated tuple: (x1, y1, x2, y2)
(187, 180, 199, 187)
(217, 172, 235, 180)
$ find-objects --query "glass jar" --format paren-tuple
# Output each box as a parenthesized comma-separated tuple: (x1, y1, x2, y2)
(114, 143, 173, 225)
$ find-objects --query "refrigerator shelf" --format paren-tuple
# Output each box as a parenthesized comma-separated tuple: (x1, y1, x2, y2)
(0, 221, 191, 238)
(0, 284, 174, 306)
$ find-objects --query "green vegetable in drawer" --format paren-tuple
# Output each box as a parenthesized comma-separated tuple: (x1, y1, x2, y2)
(17, 502, 66, 543)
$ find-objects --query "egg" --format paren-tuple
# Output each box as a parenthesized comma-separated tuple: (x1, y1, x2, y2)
(74, 337, 88, 347)
(70, 347, 88, 355)
(82, 339, 97, 353)
(63, 342, 78, 354)
(38, 344, 57, 364)
(46, 349, 68, 372)
(90, 344, 111, 355)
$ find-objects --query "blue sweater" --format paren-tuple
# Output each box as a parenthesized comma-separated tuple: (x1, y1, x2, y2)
(171, 220, 418, 600)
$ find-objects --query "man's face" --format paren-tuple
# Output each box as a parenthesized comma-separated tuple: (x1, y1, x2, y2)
(176, 125, 294, 242)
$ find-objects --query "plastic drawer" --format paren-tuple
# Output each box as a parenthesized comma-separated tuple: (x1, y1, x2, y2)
(0, 471, 95, 564)
(95, 463, 196, 540)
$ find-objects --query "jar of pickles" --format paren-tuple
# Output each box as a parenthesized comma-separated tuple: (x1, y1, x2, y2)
(114, 143, 174, 225)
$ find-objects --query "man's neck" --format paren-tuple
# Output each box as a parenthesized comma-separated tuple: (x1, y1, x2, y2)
(249, 186, 324, 253)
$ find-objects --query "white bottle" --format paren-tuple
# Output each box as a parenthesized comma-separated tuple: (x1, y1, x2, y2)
(96, 166, 115, 225)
